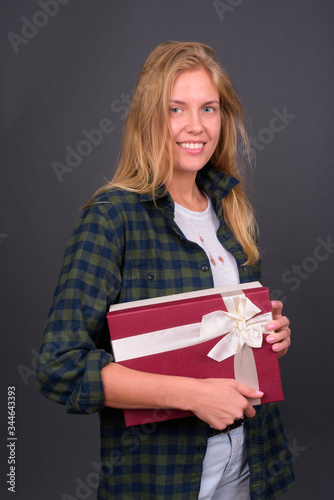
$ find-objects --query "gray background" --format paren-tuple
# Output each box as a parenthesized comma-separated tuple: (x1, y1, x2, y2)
(1, 0, 333, 498)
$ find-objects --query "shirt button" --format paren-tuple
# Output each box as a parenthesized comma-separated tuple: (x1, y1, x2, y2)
(201, 265, 209, 272)
(197, 444, 205, 452)
(147, 272, 154, 280)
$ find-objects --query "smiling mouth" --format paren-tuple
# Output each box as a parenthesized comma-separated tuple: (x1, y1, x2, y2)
(177, 142, 205, 150)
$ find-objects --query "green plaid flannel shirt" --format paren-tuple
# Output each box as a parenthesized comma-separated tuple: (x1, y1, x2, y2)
(36, 164, 294, 499)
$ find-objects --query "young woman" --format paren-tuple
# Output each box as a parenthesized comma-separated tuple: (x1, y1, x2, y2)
(36, 41, 294, 499)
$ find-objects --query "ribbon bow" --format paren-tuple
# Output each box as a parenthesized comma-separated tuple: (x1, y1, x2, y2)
(199, 295, 271, 362)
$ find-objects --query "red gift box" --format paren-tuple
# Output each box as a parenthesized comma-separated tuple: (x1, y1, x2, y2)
(107, 282, 283, 427)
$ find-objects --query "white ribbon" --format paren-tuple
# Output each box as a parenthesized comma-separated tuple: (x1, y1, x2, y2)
(200, 295, 272, 362)
(111, 293, 272, 364)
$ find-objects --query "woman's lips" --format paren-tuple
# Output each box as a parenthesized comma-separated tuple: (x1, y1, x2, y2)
(177, 142, 205, 154)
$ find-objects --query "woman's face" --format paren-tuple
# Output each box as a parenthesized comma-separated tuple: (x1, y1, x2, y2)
(168, 68, 221, 176)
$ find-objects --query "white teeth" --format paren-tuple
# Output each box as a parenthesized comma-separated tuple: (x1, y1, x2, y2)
(179, 142, 204, 150)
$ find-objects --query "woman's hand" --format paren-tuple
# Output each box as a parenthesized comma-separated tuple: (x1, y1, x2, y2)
(190, 378, 263, 430)
(265, 300, 291, 358)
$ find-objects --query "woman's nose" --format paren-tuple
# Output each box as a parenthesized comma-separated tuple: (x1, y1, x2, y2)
(186, 111, 204, 133)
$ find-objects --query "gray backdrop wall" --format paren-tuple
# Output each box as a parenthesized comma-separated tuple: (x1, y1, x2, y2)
(1, 1, 333, 499)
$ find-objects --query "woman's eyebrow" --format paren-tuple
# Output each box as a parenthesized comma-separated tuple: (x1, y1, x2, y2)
(169, 100, 186, 105)
(169, 99, 220, 105)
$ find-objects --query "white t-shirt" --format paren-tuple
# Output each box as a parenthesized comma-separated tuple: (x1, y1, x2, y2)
(174, 196, 240, 287)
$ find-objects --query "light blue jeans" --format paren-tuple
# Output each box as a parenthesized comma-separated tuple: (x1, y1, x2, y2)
(198, 426, 250, 500)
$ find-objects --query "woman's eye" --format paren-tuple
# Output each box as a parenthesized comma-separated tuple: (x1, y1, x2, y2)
(170, 107, 182, 114)
(203, 106, 214, 113)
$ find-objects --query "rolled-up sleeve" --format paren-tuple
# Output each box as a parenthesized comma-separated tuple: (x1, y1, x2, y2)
(35, 203, 122, 414)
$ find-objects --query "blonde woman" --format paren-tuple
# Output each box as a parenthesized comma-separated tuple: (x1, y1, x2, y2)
(36, 42, 294, 499)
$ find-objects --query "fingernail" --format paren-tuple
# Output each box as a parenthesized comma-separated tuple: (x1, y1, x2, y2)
(273, 345, 279, 351)
(267, 336, 275, 343)
(256, 390, 264, 396)
(271, 301, 277, 307)
(267, 323, 276, 330)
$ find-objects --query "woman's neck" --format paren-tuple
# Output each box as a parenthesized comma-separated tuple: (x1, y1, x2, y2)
(167, 173, 208, 212)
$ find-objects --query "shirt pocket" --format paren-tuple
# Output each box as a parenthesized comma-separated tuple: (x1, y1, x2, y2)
(120, 266, 184, 302)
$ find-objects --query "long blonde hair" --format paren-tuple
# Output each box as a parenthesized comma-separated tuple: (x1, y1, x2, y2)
(87, 41, 259, 264)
